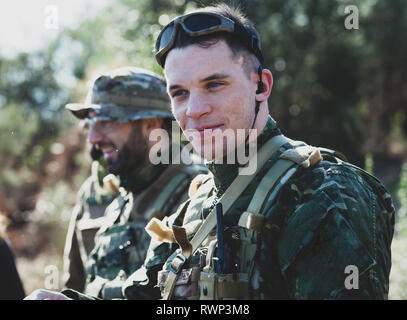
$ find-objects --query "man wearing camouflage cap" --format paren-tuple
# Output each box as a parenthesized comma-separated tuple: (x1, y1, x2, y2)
(25, 66, 206, 300)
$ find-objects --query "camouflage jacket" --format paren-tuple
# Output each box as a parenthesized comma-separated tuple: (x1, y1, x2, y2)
(122, 116, 395, 300)
(62, 161, 117, 292)
(63, 154, 206, 299)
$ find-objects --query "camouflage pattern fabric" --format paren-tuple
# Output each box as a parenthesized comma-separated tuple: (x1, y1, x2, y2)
(65, 67, 173, 121)
(80, 159, 206, 299)
(62, 161, 117, 292)
(123, 116, 395, 300)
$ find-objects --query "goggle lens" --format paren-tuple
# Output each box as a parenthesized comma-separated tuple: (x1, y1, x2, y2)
(183, 14, 222, 31)
(158, 23, 175, 52)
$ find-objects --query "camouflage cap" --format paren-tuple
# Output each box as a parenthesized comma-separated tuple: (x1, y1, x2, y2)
(66, 66, 173, 121)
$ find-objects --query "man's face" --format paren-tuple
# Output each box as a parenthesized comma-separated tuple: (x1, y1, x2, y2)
(87, 112, 149, 176)
(164, 40, 258, 160)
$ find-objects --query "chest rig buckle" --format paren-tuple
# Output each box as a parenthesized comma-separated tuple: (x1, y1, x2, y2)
(169, 253, 187, 275)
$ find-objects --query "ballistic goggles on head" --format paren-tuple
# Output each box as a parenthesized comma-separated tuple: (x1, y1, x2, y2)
(155, 11, 264, 68)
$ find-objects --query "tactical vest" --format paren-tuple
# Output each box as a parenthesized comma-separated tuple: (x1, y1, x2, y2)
(84, 163, 205, 298)
(151, 135, 349, 300)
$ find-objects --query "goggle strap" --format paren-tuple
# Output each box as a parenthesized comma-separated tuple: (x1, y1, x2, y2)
(234, 23, 264, 65)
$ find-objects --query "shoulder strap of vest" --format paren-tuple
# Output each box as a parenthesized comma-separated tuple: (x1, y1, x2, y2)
(238, 140, 323, 231)
(319, 147, 348, 162)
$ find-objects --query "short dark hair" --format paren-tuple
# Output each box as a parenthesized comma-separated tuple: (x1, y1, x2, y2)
(164, 4, 261, 76)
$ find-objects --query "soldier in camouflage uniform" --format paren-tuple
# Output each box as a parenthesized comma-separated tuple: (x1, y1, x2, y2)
(62, 158, 117, 292)
(119, 5, 395, 300)
(68, 67, 206, 299)
(25, 67, 206, 300)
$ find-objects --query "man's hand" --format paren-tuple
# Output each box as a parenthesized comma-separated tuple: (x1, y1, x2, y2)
(24, 289, 72, 300)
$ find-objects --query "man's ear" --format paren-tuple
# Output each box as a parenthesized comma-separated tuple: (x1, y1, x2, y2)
(141, 117, 163, 141)
(255, 68, 273, 102)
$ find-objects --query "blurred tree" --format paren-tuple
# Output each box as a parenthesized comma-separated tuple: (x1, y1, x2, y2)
(362, 0, 407, 160)
(243, 0, 368, 165)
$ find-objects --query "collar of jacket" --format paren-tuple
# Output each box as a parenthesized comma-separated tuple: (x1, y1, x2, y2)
(205, 116, 282, 194)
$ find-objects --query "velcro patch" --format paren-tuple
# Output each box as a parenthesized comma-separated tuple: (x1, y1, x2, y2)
(145, 218, 175, 243)
(280, 146, 322, 168)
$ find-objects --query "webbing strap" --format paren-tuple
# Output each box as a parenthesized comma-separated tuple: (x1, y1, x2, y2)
(172, 225, 192, 256)
(162, 134, 291, 300)
(238, 160, 298, 231)
(247, 159, 298, 215)
(240, 145, 323, 230)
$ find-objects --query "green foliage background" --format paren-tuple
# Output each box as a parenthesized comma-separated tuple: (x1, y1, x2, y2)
(0, 0, 406, 298)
